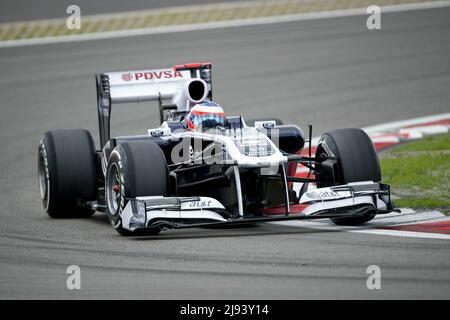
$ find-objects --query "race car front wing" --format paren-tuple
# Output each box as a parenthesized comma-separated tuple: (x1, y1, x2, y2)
(120, 181, 396, 232)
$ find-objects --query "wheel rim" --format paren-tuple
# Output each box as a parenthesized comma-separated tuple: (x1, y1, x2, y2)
(38, 149, 48, 205)
(106, 162, 122, 214)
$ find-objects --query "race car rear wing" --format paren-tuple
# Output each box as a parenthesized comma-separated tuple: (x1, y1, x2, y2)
(95, 63, 212, 147)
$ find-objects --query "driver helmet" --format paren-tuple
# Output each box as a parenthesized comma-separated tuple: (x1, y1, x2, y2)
(186, 101, 226, 131)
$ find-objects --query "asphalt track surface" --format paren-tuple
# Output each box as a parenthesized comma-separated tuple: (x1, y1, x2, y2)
(0, 0, 238, 23)
(0, 7, 449, 299)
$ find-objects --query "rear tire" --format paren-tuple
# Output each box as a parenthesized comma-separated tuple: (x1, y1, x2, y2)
(38, 129, 97, 218)
(315, 128, 381, 226)
(105, 141, 168, 236)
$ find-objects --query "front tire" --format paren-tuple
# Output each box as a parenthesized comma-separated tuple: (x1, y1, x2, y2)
(38, 129, 98, 218)
(105, 141, 169, 236)
(315, 128, 381, 226)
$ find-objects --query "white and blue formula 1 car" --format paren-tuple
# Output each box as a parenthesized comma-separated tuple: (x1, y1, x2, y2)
(38, 62, 396, 236)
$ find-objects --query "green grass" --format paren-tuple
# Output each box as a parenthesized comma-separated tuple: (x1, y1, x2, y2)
(394, 198, 449, 208)
(390, 133, 450, 152)
(380, 133, 450, 209)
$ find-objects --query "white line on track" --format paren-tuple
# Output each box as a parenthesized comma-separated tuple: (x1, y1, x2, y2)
(363, 113, 450, 134)
(273, 210, 450, 240)
(351, 229, 450, 240)
(1, 1, 450, 48)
